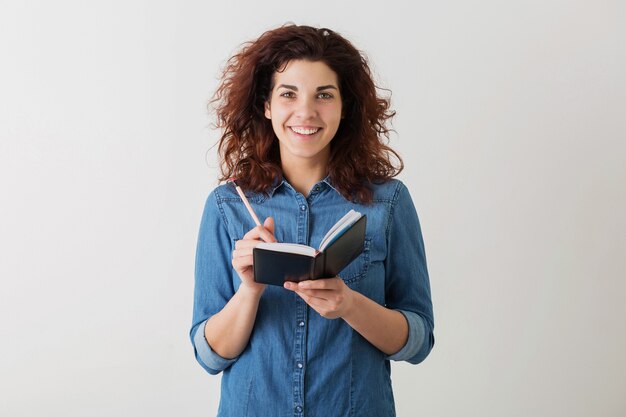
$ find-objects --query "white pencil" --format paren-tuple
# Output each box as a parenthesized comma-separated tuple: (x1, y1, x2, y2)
(229, 178, 262, 227)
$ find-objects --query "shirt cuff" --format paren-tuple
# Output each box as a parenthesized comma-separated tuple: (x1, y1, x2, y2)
(386, 309, 426, 362)
(193, 319, 238, 374)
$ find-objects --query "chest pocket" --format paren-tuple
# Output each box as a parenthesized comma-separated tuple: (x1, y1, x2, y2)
(337, 237, 372, 285)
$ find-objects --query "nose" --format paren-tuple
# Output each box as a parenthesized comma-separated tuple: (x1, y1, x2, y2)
(294, 96, 317, 119)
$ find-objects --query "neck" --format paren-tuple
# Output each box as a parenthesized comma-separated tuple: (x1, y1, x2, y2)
(281, 158, 328, 196)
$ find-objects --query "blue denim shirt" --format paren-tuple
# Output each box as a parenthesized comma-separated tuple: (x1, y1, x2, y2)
(190, 178, 434, 417)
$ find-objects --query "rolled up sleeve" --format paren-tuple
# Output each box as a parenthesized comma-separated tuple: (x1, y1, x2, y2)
(384, 183, 435, 364)
(192, 319, 237, 375)
(190, 190, 239, 374)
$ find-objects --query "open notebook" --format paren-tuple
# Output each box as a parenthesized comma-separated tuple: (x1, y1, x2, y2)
(253, 210, 367, 285)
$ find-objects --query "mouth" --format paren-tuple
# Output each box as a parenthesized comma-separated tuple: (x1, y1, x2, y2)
(289, 126, 321, 136)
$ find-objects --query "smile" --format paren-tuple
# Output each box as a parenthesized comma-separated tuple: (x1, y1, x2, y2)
(289, 126, 321, 135)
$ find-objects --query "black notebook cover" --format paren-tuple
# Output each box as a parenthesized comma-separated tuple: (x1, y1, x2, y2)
(253, 215, 367, 286)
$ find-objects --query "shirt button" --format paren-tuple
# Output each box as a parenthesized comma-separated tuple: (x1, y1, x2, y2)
(314, 186, 320, 192)
(297, 362, 303, 369)
(298, 321, 305, 327)
(300, 205, 307, 211)
(295, 405, 303, 413)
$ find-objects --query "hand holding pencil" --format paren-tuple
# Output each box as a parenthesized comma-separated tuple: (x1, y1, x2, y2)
(229, 178, 277, 291)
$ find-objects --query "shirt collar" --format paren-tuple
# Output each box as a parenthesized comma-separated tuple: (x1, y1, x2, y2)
(321, 175, 341, 195)
(266, 174, 340, 198)
(266, 176, 286, 198)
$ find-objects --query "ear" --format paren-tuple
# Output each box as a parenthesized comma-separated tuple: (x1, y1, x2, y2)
(264, 101, 271, 119)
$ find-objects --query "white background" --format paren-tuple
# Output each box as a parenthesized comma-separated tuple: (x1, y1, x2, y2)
(1, 1, 625, 416)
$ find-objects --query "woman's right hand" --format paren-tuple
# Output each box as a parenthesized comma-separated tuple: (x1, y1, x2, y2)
(232, 217, 276, 295)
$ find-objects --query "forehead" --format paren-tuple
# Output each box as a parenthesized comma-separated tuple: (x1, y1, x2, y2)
(272, 60, 339, 87)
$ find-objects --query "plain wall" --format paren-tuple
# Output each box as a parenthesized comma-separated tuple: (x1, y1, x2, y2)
(1, 1, 624, 416)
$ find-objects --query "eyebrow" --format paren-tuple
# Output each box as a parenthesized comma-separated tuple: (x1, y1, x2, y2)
(276, 84, 338, 91)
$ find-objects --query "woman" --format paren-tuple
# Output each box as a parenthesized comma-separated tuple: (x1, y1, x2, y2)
(191, 24, 434, 417)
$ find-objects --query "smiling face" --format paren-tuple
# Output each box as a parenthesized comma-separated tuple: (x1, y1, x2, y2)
(264, 59, 342, 170)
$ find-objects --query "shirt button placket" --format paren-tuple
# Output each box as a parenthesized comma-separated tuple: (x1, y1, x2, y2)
(294, 195, 309, 417)
(293, 312, 307, 415)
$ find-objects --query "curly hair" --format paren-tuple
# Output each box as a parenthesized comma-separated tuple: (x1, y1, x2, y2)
(211, 24, 403, 204)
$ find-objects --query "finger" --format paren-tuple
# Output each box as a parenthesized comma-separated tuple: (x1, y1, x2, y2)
(284, 281, 330, 296)
(232, 247, 253, 258)
(242, 226, 262, 240)
(232, 254, 253, 270)
(263, 217, 276, 238)
(234, 239, 262, 251)
(260, 217, 277, 243)
(242, 224, 276, 243)
(294, 288, 334, 301)
(284, 283, 327, 301)
(298, 278, 341, 290)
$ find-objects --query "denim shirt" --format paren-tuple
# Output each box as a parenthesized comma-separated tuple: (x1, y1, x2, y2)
(190, 178, 434, 417)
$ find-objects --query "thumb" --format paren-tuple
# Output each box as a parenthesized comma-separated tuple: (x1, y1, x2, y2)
(263, 217, 275, 238)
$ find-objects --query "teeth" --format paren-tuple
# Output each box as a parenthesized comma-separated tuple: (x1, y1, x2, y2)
(290, 127, 320, 135)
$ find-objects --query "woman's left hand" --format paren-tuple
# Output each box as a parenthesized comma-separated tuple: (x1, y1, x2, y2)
(284, 278, 355, 319)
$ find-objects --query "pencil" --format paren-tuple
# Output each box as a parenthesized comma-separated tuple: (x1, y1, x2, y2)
(229, 178, 262, 227)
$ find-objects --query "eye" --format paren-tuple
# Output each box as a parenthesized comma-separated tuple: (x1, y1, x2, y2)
(317, 92, 334, 99)
(279, 91, 295, 98)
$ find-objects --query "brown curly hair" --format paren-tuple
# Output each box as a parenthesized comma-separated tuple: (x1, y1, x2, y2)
(211, 24, 403, 203)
